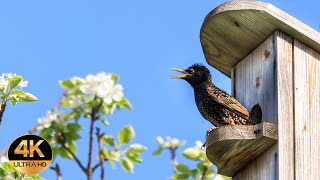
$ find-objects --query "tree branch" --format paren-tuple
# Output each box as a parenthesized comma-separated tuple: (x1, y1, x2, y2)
(0, 102, 7, 128)
(50, 163, 62, 180)
(92, 163, 100, 173)
(61, 143, 87, 174)
(87, 101, 103, 180)
(169, 148, 177, 174)
(96, 128, 105, 180)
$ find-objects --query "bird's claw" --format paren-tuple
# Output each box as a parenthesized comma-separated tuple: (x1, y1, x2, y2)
(206, 127, 216, 136)
(201, 142, 206, 149)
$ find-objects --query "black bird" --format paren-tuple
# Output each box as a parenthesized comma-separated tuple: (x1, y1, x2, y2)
(171, 64, 261, 131)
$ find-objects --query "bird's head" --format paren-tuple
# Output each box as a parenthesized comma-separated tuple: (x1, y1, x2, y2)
(171, 64, 211, 87)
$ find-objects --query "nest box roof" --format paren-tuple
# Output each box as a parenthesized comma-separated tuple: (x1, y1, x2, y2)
(200, 1, 320, 77)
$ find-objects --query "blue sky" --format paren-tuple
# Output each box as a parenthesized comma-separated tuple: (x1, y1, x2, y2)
(0, 0, 319, 179)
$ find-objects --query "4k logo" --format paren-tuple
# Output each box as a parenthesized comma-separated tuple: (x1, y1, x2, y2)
(8, 135, 52, 174)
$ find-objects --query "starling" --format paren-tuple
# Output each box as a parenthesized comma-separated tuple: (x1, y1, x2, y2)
(171, 64, 261, 130)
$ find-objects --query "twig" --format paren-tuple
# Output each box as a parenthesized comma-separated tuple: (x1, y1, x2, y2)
(61, 143, 87, 174)
(0, 102, 6, 128)
(96, 127, 105, 180)
(200, 166, 208, 180)
(87, 101, 103, 180)
(50, 163, 62, 180)
(92, 163, 100, 173)
(169, 148, 177, 173)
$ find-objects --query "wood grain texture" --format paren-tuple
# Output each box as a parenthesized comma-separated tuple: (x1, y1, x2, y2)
(200, 1, 320, 77)
(293, 39, 320, 179)
(231, 33, 279, 180)
(275, 31, 294, 180)
(206, 123, 278, 177)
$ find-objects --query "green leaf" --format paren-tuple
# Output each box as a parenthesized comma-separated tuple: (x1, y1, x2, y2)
(67, 123, 83, 132)
(111, 74, 119, 82)
(10, 98, 17, 106)
(29, 174, 44, 180)
(0, 167, 6, 176)
(126, 152, 142, 163)
(65, 131, 81, 141)
(118, 98, 132, 110)
(197, 162, 206, 174)
(101, 119, 109, 126)
(66, 111, 81, 122)
(172, 174, 189, 180)
(101, 135, 115, 147)
(118, 125, 135, 145)
(12, 172, 19, 179)
(101, 148, 110, 159)
(13, 90, 37, 102)
(69, 142, 77, 154)
(204, 168, 217, 179)
(101, 103, 113, 115)
(59, 80, 74, 91)
(178, 140, 186, 147)
(52, 147, 59, 161)
(188, 169, 198, 178)
(8, 75, 22, 90)
(183, 148, 201, 161)
(1, 162, 16, 173)
(175, 164, 190, 174)
(127, 144, 146, 154)
(39, 128, 52, 139)
(120, 157, 134, 173)
(57, 147, 74, 160)
(101, 148, 117, 168)
(152, 146, 163, 156)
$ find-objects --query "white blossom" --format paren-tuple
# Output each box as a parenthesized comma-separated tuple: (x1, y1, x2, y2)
(0, 75, 8, 90)
(195, 141, 204, 149)
(37, 110, 67, 131)
(171, 138, 180, 147)
(68, 95, 84, 108)
(0, 156, 8, 164)
(156, 136, 164, 144)
(19, 80, 28, 88)
(78, 72, 124, 104)
(0, 72, 29, 92)
(5, 72, 16, 79)
(70, 76, 85, 83)
(103, 84, 123, 104)
(96, 81, 114, 98)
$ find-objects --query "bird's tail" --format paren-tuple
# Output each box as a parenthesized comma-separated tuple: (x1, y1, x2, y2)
(249, 104, 262, 124)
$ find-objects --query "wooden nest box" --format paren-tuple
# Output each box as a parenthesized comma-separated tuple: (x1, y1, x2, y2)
(201, 1, 320, 179)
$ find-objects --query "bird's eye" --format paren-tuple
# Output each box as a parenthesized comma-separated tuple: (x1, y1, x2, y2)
(189, 69, 195, 74)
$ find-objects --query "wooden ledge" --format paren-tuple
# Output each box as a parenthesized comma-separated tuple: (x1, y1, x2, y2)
(206, 122, 278, 177)
(200, 1, 320, 77)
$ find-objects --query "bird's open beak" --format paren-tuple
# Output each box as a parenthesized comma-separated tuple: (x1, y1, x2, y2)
(171, 68, 189, 79)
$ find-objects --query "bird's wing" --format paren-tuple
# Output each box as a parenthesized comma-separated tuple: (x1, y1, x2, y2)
(207, 86, 249, 118)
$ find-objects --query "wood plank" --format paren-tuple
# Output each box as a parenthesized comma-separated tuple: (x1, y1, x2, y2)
(200, 1, 320, 77)
(293, 39, 320, 179)
(231, 33, 278, 179)
(206, 123, 278, 177)
(275, 31, 294, 180)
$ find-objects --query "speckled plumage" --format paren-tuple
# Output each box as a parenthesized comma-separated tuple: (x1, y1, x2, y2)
(194, 81, 253, 127)
(172, 64, 260, 127)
